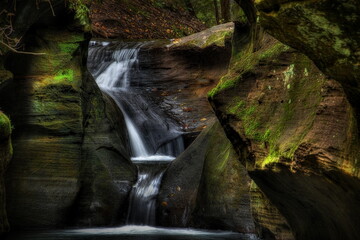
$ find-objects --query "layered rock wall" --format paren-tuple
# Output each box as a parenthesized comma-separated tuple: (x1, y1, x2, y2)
(209, 25, 360, 239)
(0, 0, 136, 229)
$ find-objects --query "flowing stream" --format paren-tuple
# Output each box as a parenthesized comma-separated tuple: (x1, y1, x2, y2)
(88, 40, 185, 226)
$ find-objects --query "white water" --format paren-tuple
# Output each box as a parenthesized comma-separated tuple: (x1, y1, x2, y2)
(5, 225, 256, 240)
(90, 41, 183, 160)
(131, 155, 175, 162)
(126, 169, 165, 225)
(62, 225, 245, 237)
(96, 45, 141, 89)
(92, 43, 151, 158)
(105, 90, 150, 158)
(88, 40, 185, 226)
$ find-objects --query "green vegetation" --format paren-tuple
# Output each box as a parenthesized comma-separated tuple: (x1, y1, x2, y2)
(58, 43, 79, 54)
(208, 41, 289, 99)
(204, 30, 232, 47)
(68, 0, 91, 31)
(227, 100, 270, 142)
(0, 112, 12, 139)
(209, 38, 328, 168)
(54, 69, 75, 82)
(0, 111, 13, 162)
(208, 76, 237, 98)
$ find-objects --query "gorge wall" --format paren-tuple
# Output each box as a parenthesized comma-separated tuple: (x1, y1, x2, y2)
(0, 0, 137, 230)
(0, 0, 359, 239)
(208, 2, 360, 238)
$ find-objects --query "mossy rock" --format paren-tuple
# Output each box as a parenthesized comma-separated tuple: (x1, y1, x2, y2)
(0, 112, 11, 140)
(208, 32, 360, 174)
(168, 22, 234, 49)
(255, 0, 360, 89)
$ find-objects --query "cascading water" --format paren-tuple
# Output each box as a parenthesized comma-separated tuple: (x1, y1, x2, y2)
(126, 165, 166, 225)
(88, 40, 184, 226)
(88, 40, 184, 160)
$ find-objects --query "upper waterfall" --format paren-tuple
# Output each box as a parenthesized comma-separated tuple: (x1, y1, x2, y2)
(87, 40, 184, 160)
(93, 43, 142, 89)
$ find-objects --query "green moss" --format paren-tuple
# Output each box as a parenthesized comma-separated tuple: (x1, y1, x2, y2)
(259, 42, 290, 60)
(54, 69, 74, 82)
(58, 43, 79, 54)
(0, 112, 12, 138)
(208, 75, 238, 98)
(259, 56, 325, 167)
(176, 27, 233, 49)
(261, 149, 280, 168)
(214, 42, 286, 99)
(203, 30, 232, 48)
(210, 37, 327, 168)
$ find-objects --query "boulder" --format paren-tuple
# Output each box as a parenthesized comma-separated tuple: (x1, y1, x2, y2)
(158, 120, 256, 233)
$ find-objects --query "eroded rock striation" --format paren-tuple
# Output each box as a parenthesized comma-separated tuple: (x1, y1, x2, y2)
(0, 0, 136, 229)
(255, 0, 360, 112)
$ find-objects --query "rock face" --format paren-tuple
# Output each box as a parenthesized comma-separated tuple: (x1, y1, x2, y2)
(209, 24, 360, 239)
(0, 112, 12, 233)
(255, 0, 360, 108)
(250, 182, 294, 240)
(0, 1, 137, 228)
(87, 23, 233, 145)
(135, 23, 233, 136)
(158, 120, 256, 233)
(159, 119, 293, 238)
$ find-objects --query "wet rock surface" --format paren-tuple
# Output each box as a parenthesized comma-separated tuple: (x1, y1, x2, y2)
(158, 120, 256, 233)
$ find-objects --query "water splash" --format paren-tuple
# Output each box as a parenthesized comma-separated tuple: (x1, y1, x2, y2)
(126, 166, 165, 225)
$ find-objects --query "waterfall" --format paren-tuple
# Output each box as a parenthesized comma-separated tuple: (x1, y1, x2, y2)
(126, 165, 166, 225)
(88, 40, 184, 226)
(88, 40, 184, 160)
